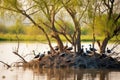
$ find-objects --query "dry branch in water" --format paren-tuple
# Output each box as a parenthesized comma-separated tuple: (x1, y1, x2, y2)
(0, 61, 11, 68)
(12, 33, 27, 63)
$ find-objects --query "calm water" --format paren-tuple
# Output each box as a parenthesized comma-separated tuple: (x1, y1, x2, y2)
(0, 42, 120, 80)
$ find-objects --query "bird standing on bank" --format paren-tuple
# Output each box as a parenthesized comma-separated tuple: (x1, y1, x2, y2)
(107, 48, 111, 53)
(89, 44, 97, 51)
(34, 53, 40, 58)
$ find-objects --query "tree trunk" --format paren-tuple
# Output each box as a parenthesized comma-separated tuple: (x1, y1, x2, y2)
(76, 27, 81, 53)
(51, 9, 64, 52)
(100, 37, 110, 53)
(21, 12, 55, 53)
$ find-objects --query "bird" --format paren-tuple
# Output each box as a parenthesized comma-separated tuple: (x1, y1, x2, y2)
(34, 53, 40, 58)
(59, 52, 67, 57)
(85, 48, 94, 56)
(54, 46, 59, 51)
(107, 48, 111, 53)
(39, 53, 45, 58)
(47, 51, 51, 55)
(89, 44, 97, 51)
(66, 46, 73, 51)
(99, 54, 107, 59)
(39, 53, 45, 60)
(80, 45, 84, 53)
(86, 48, 91, 53)
(32, 50, 36, 56)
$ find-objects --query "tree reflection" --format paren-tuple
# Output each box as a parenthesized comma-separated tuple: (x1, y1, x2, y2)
(30, 67, 111, 80)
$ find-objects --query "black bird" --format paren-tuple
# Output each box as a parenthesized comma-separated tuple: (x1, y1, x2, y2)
(99, 54, 107, 59)
(40, 53, 45, 58)
(34, 53, 40, 58)
(107, 48, 111, 53)
(86, 48, 92, 54)
(66, 46, 73, 51)
(47, 51, 51, 55)
(54, 46, 59, 51)
(89, 44, 97, 51)
(39, 53, 45, 60)
(59, 52, 67, 57)
(80, 45, 84, 53)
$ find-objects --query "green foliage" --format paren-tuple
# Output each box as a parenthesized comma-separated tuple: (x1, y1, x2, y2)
(0, 24, 7, 33)
(81, 26, 90, 35)
(7, 20, 25, 34)
(55, 20, 74, 35)
(3, 0, 22, 10)
(93, 14, 119, 37)
(25, 26, 42, 35)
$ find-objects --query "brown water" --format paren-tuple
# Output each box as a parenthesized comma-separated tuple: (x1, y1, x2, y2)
(0, 42, 120, 80)
(0, 67, 120, 80)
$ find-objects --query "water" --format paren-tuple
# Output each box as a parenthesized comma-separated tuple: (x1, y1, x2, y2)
(0, 42, 120, 80)
(0, 67, 120, 80)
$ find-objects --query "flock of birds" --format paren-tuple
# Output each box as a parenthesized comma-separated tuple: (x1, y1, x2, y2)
(33, 44, 112, 59)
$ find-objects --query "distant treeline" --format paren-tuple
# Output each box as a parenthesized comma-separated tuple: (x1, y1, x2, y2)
(0, 22, 94, 36)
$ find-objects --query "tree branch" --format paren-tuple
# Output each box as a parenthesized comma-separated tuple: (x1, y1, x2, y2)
(0, 61, 11, 68)
(0, 6, 18, 12)
(114, 14, 120, 23)
(103, 0, 110, 9)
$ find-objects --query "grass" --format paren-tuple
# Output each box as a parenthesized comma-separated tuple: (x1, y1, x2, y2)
(0, 34, 49, 42)
(0, 33, 119, 42)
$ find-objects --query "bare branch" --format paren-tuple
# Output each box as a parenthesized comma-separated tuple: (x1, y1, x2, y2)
(103, 0, 110, 9)
(25, 5, 37, 11)
(0, 61, 11, 68)
(29, 10, 40, 15)
(114, 13, 120, 23)
(78, 0, 89, 22)
(55, 20, 72, 44)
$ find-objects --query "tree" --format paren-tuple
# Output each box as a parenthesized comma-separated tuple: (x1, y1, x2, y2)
(60, 0, 89, 53)
(0, 0, 57, 52)
(88, 0, 120, 53)
(33, 0, 64, 52)
(1, 0, 120, 54)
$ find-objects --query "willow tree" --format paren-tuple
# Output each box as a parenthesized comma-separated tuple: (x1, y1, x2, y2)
(0, 0, 64, 53)
(88, 0, 120, 53)
(32, 0, 65, 52)
(59, 0, 89, 53)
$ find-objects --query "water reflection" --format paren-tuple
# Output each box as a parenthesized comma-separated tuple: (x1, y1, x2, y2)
(27, 68, 120, 80)
(0, 64, 120, 80)
(0, 42, 120, 80)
